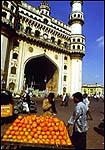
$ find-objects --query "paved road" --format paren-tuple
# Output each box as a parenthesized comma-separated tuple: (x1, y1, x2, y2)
(1, 97, 104, 149)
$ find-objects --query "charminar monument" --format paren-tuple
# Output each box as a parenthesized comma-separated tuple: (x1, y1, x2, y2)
(1, 1, 85, 96)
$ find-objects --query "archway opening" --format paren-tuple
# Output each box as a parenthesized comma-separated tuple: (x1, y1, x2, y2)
(24, 56, 58, 93)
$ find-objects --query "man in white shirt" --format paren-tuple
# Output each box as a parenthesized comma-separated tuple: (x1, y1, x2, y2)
(67, 92, 88, 149)
(83, 93, 93, 120)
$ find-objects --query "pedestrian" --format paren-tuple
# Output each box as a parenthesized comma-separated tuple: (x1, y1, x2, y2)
(64, 93, 69, 106)
(42, 92, 57, 116)
(61, 93, 66, 106)
(67, 92, 88, 149)
(83, 93, 93, 120)
(24, 90, 31, 112)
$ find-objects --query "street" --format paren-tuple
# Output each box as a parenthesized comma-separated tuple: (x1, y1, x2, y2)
(1, 97, 104, 149)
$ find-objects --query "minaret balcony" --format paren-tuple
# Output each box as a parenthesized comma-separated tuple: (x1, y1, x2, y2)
(69, 11, 84, 25)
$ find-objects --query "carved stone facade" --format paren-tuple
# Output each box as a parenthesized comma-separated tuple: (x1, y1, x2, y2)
(1, 1, 85, 96)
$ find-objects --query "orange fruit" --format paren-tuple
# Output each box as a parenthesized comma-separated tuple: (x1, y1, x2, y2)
(37, 126, 42, 131)
(42, 126, 48, 132)
(56, 131, 60, 136)
(15, 119, 20, 123)
(51, 131, 55, 136)
(53, 135, 57, 140)
(47, 122, 51, 127)
(32, 128, 37, 133)
(41, 131, 45, 135)
(49, 126, 53, 131)
(26, 124, 30, 129)
(59, 126, 64, 132)
(25, 131, 29, 136)
(30, 131, 34, 137)
(34, 133, 38, 138)
(22, 124, 26, 128)
(39, 135, 43, 139)
(27, 135, 32, 140)
(21, 135, 26, 140)
(54, 126, 58, 131)
(12, 135, 16, 140)
(20, 131, 24, 136)
(58, 135, 63, 140)
(14, 126, 18, 131)
(23, 128, 27, 132)
(11, 130, 15, 135)
(32, 123, 37, 128)
(18, 115, 23, 120)
(50, 139, 55, 145)
(43, 135, 47, 139)
(37, 130, 41, 135)
(8, 134, 12, 139)
(48, 135, 52, 139)
(9, 126, 13, 130)
(46, 131, 50, 135)
(19, 127, 22, 131)
(3, 135, 8, 139)
(15, 131, 19, 136)
(17, 135, 21, 140)
(51, 122, 55, 126)
(61, 139, 66, 145)
(5, 130, 10, 135)
(12, 122, 17, 127)
(56, 139, 61, 145)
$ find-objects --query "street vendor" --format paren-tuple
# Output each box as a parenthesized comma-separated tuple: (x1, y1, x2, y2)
(67, 92, 88, 149)
(42, 92, 57, 116)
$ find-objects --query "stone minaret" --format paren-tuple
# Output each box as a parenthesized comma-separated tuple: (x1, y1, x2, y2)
(69, 1, 85, 94)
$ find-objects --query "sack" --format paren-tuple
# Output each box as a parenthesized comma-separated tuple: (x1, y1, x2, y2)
(42, 99, 52, 111)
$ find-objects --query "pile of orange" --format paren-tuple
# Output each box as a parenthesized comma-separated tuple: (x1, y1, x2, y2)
(2, 115, 72, 146)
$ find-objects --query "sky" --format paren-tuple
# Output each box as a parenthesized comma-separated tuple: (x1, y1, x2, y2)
(26, 1, 104, 86)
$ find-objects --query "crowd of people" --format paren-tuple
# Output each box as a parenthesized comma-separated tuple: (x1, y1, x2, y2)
(13, 89, 95, 149)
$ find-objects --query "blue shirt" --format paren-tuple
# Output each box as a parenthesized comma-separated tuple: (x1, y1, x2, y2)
(68, 101, 88, 133)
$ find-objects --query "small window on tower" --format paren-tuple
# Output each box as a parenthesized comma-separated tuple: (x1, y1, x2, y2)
(73, 45, 75, 49)
(58, 39, 61, 45)
(25, 27, 32, 35)
(64, 65, 67, 70)
(13, 53, 18, 59)
(74, 14, 76, 17)
(64, 75, 67, 81)
(77, 39, 80, 42)
(63, 87, 66, 93)
(35, 30, 40, 37)
(78, 14, 80, 18)
(73, 39, 75, 42)
(11, 66, 16, 74)
(64, 56, 67, 60)
(77, 45, 80, 49)
(44, 18, 48, 24)
(51, 37, 55, 43)
(64, 42, 67, 48)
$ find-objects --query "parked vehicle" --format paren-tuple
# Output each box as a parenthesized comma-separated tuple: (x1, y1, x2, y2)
(1, 89, 14, 124)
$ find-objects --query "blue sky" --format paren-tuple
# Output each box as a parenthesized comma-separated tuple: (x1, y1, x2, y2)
(26, 1, 104, 86)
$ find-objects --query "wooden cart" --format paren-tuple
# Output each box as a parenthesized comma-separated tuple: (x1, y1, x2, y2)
(1, 140, 75, 149)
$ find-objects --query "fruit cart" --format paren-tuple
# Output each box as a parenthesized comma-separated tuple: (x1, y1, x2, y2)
(1, 115, 75, 149)
(1, 140, 74, 149)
